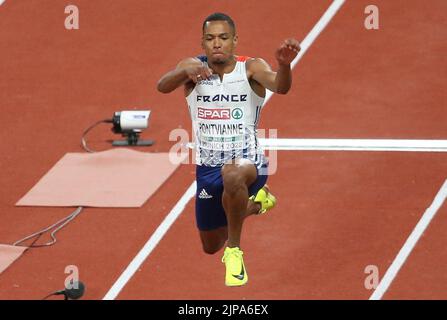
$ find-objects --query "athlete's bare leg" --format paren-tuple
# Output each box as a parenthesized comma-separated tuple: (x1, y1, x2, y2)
(199, 199, 260, 254)
(221, 158, 258, 248)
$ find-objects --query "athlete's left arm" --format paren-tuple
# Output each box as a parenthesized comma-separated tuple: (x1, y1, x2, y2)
(249, 38, 300, 94)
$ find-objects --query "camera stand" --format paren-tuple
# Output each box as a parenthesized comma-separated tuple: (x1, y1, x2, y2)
(112, 131, 154, 147)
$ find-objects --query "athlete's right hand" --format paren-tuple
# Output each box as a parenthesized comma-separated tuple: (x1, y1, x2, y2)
(184, 65, 213, 83)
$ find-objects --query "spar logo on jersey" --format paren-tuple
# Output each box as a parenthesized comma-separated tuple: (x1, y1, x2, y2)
(198, 107, 231, 120)
(197, 107, 244, 120)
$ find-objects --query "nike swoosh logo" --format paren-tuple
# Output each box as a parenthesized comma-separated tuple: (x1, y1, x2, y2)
(232, 264, 245, 280)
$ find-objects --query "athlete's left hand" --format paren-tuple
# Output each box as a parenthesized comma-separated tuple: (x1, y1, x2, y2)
(275, 38, 301, 66)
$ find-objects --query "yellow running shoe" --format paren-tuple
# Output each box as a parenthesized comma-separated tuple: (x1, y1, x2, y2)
(249, 185, 277, 215)
(221, 247, 248, 287)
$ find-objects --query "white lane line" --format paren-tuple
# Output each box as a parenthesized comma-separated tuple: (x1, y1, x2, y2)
(0, 0, 6, 6)
(103, 0, 345, 300)
(103, 181, 196, 300)
(369, 179, 447, 300)
(263, 0, 346, 106)
(259, 138, 447, 152)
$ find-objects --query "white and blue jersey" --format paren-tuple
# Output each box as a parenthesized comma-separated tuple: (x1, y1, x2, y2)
(186, 55, 267, 169)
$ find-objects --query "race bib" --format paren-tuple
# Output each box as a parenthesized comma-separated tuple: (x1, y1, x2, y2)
(196, 107, 245, 151)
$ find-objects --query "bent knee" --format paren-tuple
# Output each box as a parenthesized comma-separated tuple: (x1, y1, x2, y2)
(202, 245, 222, 255)
(221, 166, 246, 190)
(200, 229, 227, 255)
(202, 240, 226, 254)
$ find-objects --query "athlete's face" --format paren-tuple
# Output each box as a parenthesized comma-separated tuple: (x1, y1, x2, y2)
(202, 21, 238, 64)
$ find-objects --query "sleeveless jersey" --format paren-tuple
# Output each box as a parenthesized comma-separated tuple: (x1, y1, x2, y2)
(186, 55, 267, 168)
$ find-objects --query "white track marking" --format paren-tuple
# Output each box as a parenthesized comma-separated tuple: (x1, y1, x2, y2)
(103, 181, 196, 300)
(263, 0, 346, 106)
(0, 0, 5, 6)
(187, 139, 447, 152)
(103, 0, 345, 299)
(369, 180, 447, 300)
(259, 138, 447, 152)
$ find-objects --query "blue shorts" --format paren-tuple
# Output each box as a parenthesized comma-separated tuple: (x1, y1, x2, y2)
(195, 163, 268, 231)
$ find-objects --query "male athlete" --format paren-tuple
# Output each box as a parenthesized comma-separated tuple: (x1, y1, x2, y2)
(157, 13, 300, 286)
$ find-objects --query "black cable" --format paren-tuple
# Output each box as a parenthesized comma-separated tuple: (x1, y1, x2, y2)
(81, 119, 113, 153)
(13, 207, 83, 248)
(42, 292, 58, 300)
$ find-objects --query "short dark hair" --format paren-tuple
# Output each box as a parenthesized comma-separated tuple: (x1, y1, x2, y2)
(202, 12, 236, 35)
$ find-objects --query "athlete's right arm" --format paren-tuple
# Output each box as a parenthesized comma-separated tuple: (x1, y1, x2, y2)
(157, 58, 213, 94)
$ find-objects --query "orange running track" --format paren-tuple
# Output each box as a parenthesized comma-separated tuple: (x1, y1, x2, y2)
(0, 0, 446, 300)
